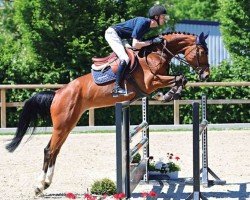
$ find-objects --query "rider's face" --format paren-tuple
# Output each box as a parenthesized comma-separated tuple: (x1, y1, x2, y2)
(158, 14, 169, 25)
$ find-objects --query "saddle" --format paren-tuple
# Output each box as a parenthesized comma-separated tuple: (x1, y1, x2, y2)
(91, 49, 137, 85)
(91, 48, 136, 73)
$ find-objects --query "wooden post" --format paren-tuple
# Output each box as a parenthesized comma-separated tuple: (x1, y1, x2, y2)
(88, 108, 95, 126)
(174, 99, 180, 125)
(1, 89, 6, 128)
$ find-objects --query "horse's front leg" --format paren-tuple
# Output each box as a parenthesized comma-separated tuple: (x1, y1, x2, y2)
(152, 74, 187, 102)
(163, 75, 187, 102)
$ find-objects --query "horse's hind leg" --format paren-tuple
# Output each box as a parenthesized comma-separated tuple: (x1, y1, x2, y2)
(35, 140, 52, 195)
(34, 85, 86, 195)
(35, 133, 67, 195)
(44, 148, 60, 190)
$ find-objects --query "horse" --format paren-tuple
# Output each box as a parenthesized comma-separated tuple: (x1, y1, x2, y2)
(6, 31, 210, 195)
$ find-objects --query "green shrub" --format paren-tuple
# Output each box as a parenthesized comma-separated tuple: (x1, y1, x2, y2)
(148, 162, 156, 171)
(90, 178, 116, 195)
(131, 153, 141, 163)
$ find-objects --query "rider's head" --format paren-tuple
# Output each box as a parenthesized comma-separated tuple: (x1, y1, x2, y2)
(148, 5, 167, 26)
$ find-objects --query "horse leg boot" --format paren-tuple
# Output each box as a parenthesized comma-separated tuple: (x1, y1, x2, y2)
(163, 75, 186, 102)
(112, 60, 128, 97)
(173, 76, 188, 100)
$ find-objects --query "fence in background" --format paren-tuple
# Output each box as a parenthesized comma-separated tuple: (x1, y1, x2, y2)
(1, 82, 250, 128)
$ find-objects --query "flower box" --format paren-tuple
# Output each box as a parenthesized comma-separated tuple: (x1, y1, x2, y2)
(167, 171, 179, 180)
(148, 153, 181, 180)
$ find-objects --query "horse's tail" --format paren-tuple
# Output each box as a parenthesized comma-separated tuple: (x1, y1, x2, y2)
(6, 91, 55, 152)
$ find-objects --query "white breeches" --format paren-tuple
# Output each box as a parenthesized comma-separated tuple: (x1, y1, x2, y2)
(105, 27, 130, 65)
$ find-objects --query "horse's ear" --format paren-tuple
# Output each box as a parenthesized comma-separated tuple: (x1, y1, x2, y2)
(204, 32, 209, 40)
(199, 32, 204, 42)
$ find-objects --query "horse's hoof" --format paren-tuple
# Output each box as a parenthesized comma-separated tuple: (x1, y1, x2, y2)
(44, 182, 50, 190)
(35, 187, 43, 196)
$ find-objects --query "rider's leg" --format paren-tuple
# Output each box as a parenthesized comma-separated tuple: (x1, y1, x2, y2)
(105, 27, 130, 96)
(113, 60, 128, 95)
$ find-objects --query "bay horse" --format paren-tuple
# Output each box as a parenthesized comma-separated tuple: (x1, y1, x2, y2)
(6, 32, 210, 195)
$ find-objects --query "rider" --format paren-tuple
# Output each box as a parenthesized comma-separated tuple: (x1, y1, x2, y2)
(105, 5, 168, 96)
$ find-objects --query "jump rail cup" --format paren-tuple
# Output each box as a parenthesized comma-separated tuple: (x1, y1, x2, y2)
(116, 97, 149, 198)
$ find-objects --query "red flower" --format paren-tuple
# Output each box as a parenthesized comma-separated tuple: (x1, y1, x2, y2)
(141, 192, 148, 198)
(84, 193, 91, 199)
(84, 193, 97, 200)
(65, 192, 76, 199)
(175, 156, 180, 161)
(113, 192, 126, 199)
(148, 190, 157, 197)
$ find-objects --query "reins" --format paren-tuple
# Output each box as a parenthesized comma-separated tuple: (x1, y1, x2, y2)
(143, 49, 167, 83)
(160, 39, 209, 76)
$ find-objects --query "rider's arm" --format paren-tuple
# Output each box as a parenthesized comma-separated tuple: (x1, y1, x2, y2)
(132, 38, 152, 49)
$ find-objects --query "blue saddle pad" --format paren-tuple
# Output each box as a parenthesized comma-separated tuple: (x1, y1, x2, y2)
(91, 67, 116, 85)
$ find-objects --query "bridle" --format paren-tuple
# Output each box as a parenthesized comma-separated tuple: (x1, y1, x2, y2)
(160, 39, 210, 76)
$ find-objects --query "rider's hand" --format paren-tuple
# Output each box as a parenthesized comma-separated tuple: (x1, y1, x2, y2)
(151, 37, 163, 44)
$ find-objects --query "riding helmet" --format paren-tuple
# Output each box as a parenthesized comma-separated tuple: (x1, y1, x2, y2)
(148, 5, 167, 18)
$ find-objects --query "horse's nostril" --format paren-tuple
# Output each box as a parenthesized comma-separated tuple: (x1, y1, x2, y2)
(200, 74, 209, 81)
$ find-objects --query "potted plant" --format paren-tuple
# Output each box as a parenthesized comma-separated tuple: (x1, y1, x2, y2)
(148, 153, 181, 180)
(165, 153, 181, 179)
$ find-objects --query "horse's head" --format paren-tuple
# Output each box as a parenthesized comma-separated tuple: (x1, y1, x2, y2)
(184, 32, 210, 81)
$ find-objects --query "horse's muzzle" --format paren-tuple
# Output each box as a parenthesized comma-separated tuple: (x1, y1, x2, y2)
(199, 71, 210, 81)
(199, 65, 210, 81)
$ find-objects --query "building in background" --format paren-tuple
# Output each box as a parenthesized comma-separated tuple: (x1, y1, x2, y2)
(171, 20, 230, 66)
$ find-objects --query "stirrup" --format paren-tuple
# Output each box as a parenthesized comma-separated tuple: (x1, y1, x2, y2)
(112, 87, 127, 97)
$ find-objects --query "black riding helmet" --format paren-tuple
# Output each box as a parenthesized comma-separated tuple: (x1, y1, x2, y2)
(148, 5, 167, 19)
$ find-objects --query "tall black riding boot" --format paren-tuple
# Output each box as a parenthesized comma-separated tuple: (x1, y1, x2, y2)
(112, 60, 128, 97)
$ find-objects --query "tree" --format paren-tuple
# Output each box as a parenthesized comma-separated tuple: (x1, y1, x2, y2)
(8, 0, 155, 82)
(218, 0, 250, 65)
(0, 0, 156, 126)
(160, 0, 219, 23)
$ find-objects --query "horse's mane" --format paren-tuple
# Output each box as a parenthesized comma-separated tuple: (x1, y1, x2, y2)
(162, 31, 196, 36)
(145, 31, 196, 41)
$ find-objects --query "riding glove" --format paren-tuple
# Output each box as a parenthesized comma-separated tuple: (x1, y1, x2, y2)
(151, 37, 163, 44)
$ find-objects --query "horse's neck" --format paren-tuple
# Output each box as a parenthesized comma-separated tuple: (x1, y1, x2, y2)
(165, 34, 196, 55)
